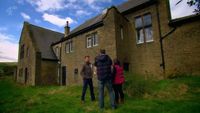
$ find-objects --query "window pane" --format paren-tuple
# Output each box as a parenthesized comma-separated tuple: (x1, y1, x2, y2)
(145, 26, 153, 42)
(143, 14, 152, 26)
(70, 41, 73, 52)
(93, 33, 98, 46)
(66, 43, 69, 53)
(135, 17, 143, 28)
(87, 37, 92, 48)
(136, 29, 144, 44)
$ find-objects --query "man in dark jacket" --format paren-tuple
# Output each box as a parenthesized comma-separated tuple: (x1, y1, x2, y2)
(80, 56, 95, 103)
(94, 49, 116, 109)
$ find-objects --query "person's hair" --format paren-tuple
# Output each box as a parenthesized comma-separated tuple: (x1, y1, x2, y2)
(85, 56, 90, 58)
(100, 49, 106, 54)
(113, 58, 121, 66)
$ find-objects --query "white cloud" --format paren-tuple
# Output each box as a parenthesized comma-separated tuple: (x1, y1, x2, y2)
(26, 0, 66, 12)
(64, 2, 81, 9)
(170, 0, 196, 19)
(42, 13, 76, 27)
(20, 12, 31, 20)
(76, 10, 91, 16)
(84, 0, 112, 5)
(83, 0, 112, 12)
(6, 6, 17, 16)
(0, 33, 18, 62)
(84, 0, 95, 5)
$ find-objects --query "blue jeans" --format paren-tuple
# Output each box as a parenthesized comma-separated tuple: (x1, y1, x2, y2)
(98, 79, 116, 109)
(81, 78, 95, 101)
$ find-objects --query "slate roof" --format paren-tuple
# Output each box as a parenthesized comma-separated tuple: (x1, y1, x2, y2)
(68, 14, 104, 36)
(26, 23, 64, 60)
(117, 0, 151, 13)
(67, 0, 152, 37)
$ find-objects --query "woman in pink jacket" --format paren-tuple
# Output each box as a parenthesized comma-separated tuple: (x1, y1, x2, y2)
(112, 59, 125, 104)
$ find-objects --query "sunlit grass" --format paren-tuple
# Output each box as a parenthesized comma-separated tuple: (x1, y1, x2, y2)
(0, 73, 200, 113)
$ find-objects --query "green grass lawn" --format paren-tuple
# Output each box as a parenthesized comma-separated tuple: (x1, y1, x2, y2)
(0, 74, 200, 113)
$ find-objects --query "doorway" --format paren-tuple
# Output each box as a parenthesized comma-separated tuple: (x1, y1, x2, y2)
(25, 68, 28, 84)
(62, 66, 67, 85)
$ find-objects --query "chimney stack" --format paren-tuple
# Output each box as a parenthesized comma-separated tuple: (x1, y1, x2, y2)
(64, 21, 70, 37)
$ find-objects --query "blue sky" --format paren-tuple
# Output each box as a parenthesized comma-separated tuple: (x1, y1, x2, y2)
(0, 0, 196, 62)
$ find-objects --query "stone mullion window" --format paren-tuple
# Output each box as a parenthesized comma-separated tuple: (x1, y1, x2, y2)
(86, 32, 98, 48)
(92, 32, 98, 46)
(135, 13, 153, 44)
(87, 36, 92, 48)
(65, 40, 73, 53)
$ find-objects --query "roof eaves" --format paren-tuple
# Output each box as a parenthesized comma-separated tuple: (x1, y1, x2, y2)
(41, 58, 59, 61)
(169, 14, 200, 26)
(60, 21, 103, 42)
(120, 0, 156, 15)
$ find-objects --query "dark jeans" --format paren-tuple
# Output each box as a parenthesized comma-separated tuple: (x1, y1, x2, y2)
(81, 78, 95, 101)
(113, 84, 124, 103)
(98, 79, 116, 109)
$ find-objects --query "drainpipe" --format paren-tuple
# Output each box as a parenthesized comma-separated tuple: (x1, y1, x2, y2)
(59, 42, 62, 86)
(156, 2, 177, 75)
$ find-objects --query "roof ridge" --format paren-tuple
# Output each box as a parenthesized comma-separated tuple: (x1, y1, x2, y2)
(25, 21, 64, 35)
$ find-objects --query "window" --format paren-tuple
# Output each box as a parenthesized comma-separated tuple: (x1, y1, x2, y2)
(169, 0, 197, 20)
(87, 36, 92, 48)
(20, 45, 25, 59)
(65, 40, 73, 53)
(26, 47, 29, 57)
(135, 14, 153, 44)
(120, 26, 124, 40)
(93, 33, 98, 46)
(86, 32, 98, 48)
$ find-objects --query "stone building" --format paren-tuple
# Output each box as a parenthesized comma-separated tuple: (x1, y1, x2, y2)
(17, 22, 63, 85)
(17, 0, 200, 86)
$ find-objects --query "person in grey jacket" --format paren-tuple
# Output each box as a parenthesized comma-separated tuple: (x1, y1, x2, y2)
(80, 56, 95, 103)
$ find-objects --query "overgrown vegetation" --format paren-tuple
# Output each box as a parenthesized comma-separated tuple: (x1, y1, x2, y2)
(123, 72, 153, 97)
(0, 73, 200, 113)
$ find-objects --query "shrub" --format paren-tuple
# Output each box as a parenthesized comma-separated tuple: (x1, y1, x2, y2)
(123, 72, 153, 98)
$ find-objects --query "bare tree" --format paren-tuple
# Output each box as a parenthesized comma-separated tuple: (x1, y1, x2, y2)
(187, 0, 200, 13)
(176, 0, 200, 13)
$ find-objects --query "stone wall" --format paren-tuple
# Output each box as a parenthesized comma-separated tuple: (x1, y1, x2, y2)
(124, 4, 163, 78)
(35, 60, 58, 85)
(158, 0, 200, 76)
(17, 23, 37, 85)
(60, 7, 118, 85)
